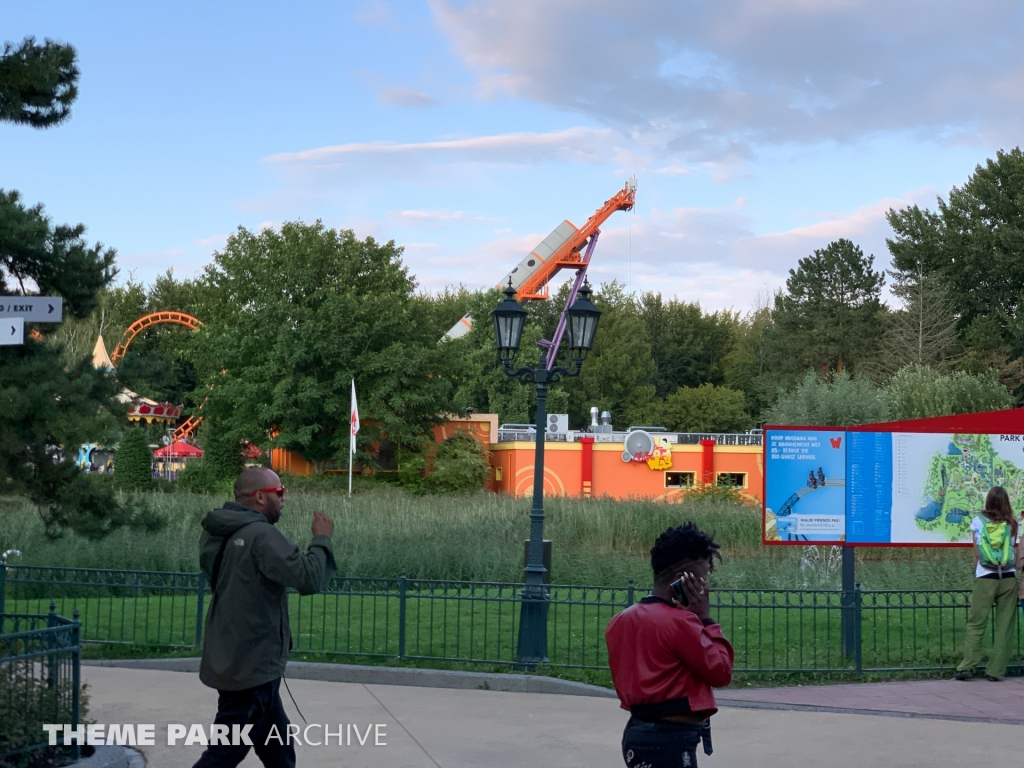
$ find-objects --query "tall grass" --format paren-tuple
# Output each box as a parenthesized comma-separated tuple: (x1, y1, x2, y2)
(0, 489, 974, 590)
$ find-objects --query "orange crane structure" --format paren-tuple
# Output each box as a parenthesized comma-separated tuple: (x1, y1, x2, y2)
(444, 177, 637, 342)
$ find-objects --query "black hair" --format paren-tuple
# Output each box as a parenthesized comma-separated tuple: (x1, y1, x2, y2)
(650, 522, 721, 584)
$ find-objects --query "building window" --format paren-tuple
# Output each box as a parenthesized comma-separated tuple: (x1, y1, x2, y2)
(716, 472, 746, 488)
(665, 472, 695, 488)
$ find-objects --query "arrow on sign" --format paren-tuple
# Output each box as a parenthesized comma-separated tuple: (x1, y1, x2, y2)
(0, 317, 25, 346)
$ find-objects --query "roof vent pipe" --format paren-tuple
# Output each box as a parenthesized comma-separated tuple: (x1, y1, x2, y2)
(590, 406, 600, 428)
(601, 410, 612, 426)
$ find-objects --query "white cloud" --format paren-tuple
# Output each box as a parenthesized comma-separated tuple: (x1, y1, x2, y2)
(430, 0, 1024, 161)
(265, 127, 622, 167)
(379, 86, 438, 107)
(388, 209, 475, 225)
(193, 233, 229, 249)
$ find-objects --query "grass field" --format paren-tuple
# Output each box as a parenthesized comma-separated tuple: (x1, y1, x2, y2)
(0, 486, 978, 591)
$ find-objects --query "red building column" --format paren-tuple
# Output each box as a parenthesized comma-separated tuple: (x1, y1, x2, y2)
(580, 437, 594, 497)
(700, 439, 716, 488)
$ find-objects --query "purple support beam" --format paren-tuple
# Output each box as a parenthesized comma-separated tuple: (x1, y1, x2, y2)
(537, 230, 600, 370)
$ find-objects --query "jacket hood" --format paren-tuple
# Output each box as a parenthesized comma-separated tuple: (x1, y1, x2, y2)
(201, 502, 267, 537)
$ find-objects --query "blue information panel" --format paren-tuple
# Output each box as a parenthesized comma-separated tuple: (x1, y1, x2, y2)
(764, 429, 846, 543)
(766, 430, 1024, 545)
(846, 432, 894, 543)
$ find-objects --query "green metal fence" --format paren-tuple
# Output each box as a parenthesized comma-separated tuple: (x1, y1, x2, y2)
(2, 564, 1020, 677)
(0, 605, 82, 761)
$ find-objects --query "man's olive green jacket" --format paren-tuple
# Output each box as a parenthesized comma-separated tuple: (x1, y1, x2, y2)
(198, 502, 337, 691)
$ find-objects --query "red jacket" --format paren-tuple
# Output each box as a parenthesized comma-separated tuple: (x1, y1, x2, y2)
(605, 596, 734, 719)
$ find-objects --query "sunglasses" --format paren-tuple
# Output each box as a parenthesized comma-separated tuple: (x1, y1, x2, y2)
(255, 486, 286, 499)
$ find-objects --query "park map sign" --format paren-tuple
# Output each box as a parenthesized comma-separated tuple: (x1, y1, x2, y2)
(763, 410, 1024, 546)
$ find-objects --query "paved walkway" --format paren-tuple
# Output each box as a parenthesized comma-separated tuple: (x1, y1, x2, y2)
(720, 676, 1024, 724)
(81, 666, 1023, 767)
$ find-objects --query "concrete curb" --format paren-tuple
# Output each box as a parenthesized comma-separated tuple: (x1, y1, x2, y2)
(70, 745, 146, 767)
(83, 658, 618, 698)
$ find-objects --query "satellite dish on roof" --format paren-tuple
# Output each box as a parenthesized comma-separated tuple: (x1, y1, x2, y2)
(162, 435, 171, 446)
(623, 430, 653, 462)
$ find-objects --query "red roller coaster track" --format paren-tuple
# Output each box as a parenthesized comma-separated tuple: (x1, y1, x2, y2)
(110, 311, 204, 440)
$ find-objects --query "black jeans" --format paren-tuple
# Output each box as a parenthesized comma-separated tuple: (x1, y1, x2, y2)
(622, 717, 707, 768)
(192, 678, 295, 768)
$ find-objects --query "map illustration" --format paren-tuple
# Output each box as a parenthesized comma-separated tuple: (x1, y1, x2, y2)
(915, 434, 1024, 542)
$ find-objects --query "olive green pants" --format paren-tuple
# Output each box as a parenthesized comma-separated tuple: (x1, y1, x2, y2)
(956, 575, 1019, 678)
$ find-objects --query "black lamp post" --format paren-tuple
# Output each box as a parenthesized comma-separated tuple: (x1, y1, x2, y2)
(491, 280, 601, 667)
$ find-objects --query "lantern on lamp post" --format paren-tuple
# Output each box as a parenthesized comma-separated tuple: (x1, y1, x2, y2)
(491, 279, 601, 667)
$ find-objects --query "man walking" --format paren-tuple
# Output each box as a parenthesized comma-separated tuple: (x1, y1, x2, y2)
(193, 467, 337, 768)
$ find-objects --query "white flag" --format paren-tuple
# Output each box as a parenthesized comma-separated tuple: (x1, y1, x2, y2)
(350, 378, 360, 451)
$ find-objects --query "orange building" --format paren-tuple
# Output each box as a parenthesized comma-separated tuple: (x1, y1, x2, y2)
(274, 414, 764, 503)
(440, 417, 764, 504)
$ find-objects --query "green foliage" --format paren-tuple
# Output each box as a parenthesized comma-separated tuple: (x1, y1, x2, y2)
(0, 36, 78, 128)
(884, 364, 1014, 420)
(767, 370, 888, 426)
(872, 264, 958, 377)
(765, 239, 885, 381)
(887, 148, 1024, 339)
(113, 426, 152, 492)
(0, 190, 117, 320)
(638, 292, 738, 397)
(564, 282, 656, 428)
(632, 383, 751, 433)
(188, 222, 457, 472)
(427, 432, 491, 494)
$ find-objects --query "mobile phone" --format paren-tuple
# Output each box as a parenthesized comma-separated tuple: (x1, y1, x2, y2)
(669, 577, 689, 607)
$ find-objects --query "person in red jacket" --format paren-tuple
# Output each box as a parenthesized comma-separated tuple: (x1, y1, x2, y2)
(605, 523, 734, 768)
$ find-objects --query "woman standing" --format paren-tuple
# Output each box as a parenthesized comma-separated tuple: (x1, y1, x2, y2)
(954, 486, 1019, 681)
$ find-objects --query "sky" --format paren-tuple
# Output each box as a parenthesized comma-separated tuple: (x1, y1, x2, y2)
(3, 1, 1023, 314)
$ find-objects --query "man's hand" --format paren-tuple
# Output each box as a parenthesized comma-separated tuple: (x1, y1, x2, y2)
(674, 572, 711, 622)
(311, 511, 335, 538)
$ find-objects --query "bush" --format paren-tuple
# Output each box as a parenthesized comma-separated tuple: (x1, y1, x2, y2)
(633, 383, 751, 432)
(767, 370, 888, 426)
(884, 364, 1014, 420)
(113, 426, 152, 492)
(426, 432, 491, 494)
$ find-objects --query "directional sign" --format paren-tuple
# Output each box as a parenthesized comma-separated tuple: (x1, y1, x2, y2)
(0, 317, 24, 346)
(0, 296, 63, 323)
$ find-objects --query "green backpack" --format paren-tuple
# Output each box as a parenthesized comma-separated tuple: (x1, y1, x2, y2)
(978, 516, 1014, 571)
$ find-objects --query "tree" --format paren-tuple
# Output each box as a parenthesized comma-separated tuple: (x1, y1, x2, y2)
(113, 426, 151, 491)
(884, 364, 1014, 420)
(189, 222, 457, 473)
(0, 37, 78, 128)
(563, 282, 656, 429)
(887, 148, 1024, 338)
(765, 239, 885, 381)
(723, 289, 776, 419)
(767, 371, 888, 427)
(638, 293, 738, 397)
(1, 39, 139, 538)
(871, 264, 958, 378)
(632, 384, 750, 433)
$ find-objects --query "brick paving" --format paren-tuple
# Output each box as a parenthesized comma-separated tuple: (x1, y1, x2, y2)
(719, 676, 1024, 724)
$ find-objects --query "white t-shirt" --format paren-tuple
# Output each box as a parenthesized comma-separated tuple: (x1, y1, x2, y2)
(970, 515, 1017, 577)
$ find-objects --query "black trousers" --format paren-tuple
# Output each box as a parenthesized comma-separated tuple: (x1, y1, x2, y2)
(192, 678, 295, 768)
(622, 717, 708, 768)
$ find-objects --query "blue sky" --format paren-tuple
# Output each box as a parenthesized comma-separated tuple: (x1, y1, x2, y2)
(2, 1, 1021, 312)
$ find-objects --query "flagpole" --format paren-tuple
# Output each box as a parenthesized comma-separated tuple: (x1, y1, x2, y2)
(349, 378, 358, 498)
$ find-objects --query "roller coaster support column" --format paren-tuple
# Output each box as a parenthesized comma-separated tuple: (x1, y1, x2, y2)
(841, 545, 861, 665)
